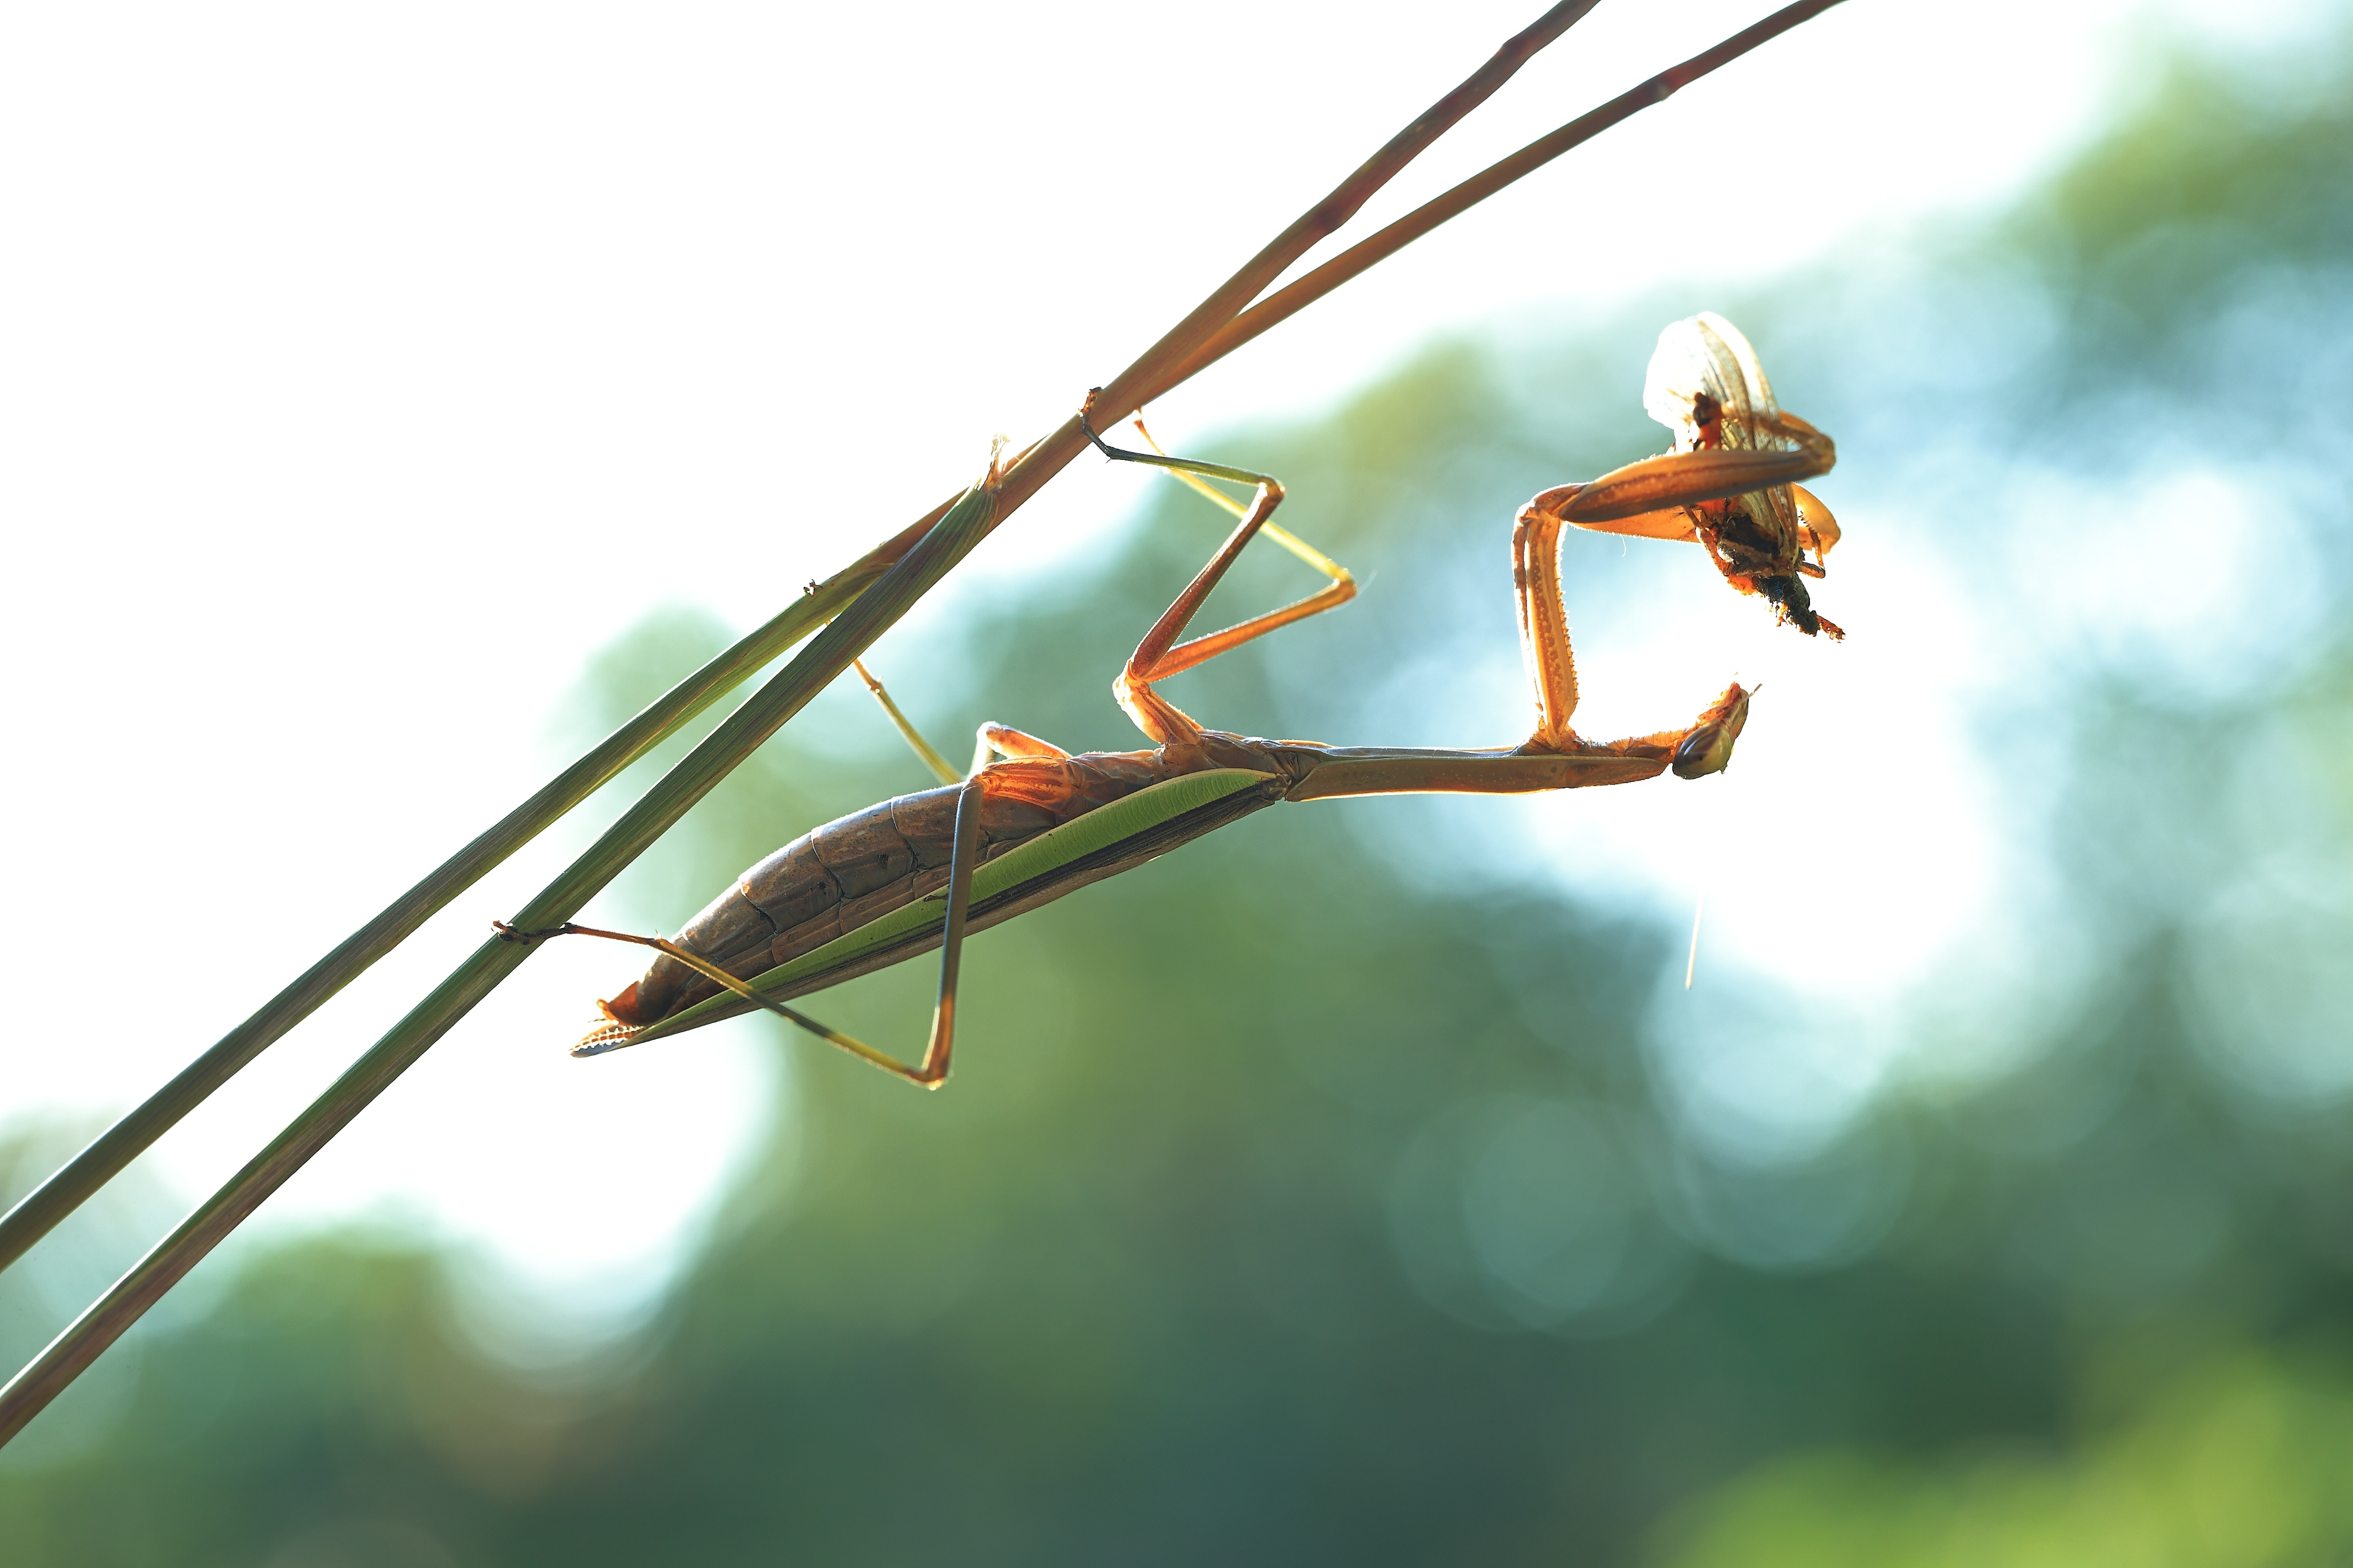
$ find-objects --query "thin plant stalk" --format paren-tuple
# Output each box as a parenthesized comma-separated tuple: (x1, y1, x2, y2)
(0, 0, 1847, 1445)
(0, 482, 1003, 1447)
(1072, 0, 1606, 442)
(0, 501, 947, 1277)
(1148, 0, 1852, 403)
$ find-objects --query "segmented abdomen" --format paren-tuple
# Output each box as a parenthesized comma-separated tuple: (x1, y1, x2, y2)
(604, 748, 1185, 1026)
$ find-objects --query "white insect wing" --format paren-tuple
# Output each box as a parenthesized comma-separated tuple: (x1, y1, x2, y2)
(1641, 313, 1762, 452)
(1642, 313, 1805, 545)
(1641, 318, 1719, 450)
(1695, 310, 1782, 435)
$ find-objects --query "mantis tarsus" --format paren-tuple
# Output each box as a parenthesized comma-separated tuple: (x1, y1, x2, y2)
(506, 313, 1842, 1086)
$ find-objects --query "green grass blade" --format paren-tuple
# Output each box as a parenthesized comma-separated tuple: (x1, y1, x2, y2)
(0, 516, 936, 1279)
(0, 485, 998, 1448)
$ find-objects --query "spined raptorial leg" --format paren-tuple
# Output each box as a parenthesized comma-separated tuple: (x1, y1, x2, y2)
(1549, 314, 1844, 637)
(1511, 502, 1585, 752)
(1510, 421, 1837, 751)
(1517, 424, 1839, 589)
(1079, 394, 1356, 746)
(1543, 450, 1843, 640)
(1509, 505, 1751, 775)
(501, 775, 988, 1089)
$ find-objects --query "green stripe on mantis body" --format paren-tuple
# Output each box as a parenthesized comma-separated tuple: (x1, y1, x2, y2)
(624, 768, 1281, 1047)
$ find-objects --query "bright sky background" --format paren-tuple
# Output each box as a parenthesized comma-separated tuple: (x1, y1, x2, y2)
(1, 0, 2336, 1325)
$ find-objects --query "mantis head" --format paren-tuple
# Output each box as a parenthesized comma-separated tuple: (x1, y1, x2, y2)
(1669, 682, 1752, 780)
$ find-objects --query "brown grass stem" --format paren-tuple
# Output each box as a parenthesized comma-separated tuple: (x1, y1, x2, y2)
(1148, 0, 1853, 402)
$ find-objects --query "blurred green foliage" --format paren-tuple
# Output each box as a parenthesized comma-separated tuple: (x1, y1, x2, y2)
(1663, 1339, 2353, 1568)
(7, 26, 2353, 1566)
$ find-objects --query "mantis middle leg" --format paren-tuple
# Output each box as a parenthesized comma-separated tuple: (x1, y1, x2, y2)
(1078, 400, 1357, 749)
(852, 409, 1358, 774)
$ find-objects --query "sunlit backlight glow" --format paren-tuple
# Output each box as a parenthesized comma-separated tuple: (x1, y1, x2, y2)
(1, 0, 2340, 1305)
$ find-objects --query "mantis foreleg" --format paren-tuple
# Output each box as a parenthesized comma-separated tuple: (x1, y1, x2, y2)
(853, 414, 1358, 775)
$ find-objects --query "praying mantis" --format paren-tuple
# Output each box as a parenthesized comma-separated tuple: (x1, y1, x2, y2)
(504, 312, 1843, 1084)
(0, 1, 1875, 1449)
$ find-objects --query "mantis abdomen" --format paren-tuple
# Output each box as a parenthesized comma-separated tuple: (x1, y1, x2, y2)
(577, 313, 1827, 1065)
(607, 745, 1249, 1027)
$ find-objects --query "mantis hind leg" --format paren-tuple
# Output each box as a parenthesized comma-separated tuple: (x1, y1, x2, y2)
(1080, 396, 1355, 745)
(526, 776, 988, 1089)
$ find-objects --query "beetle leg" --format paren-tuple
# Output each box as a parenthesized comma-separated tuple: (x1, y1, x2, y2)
(1792, 483, 1838, 570)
